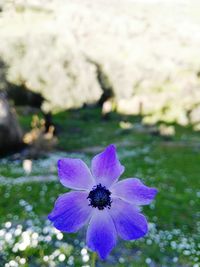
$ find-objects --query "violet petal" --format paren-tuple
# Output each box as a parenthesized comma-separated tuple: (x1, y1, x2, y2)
(48, 191, 92, 232)
(86, 210, 117, 260)
(111, 178, 157, 205)
(91, 144, 124, 188)
(58, 158, 95, 190)
(109, 198, 148, 240)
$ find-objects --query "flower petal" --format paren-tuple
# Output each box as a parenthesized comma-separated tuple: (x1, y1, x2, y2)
(111, 178, 157, 205)
(91, 144, 124, 188)
(86, 210, 117, 260)
(48, 191, 92, 232)
(109, 198, 148, 240)
(58, 158, 95, 190)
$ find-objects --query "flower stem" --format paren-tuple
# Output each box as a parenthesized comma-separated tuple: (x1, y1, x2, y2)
(91, 252, 97, 267)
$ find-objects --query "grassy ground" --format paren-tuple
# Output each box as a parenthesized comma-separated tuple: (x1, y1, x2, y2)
(0, 107, 200, 266)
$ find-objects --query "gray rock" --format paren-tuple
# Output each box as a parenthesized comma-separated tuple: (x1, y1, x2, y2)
(0, 92, 23, 154)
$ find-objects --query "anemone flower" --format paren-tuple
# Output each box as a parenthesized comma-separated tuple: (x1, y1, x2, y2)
(48, 145, 157, 260)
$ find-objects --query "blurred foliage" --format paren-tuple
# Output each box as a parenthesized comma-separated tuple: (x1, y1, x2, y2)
(0, 0, 200, 127)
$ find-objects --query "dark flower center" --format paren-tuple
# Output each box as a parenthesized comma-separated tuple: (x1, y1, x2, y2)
(87, 184, 112, 210)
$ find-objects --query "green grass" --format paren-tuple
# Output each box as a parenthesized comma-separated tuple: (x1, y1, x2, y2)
(0, 107, 199, 266)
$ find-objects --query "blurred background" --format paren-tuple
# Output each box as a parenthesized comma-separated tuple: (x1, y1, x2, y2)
(0, 0, 200, 266)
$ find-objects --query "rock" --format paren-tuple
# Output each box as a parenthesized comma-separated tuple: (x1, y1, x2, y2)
(0, 92, 23, 155)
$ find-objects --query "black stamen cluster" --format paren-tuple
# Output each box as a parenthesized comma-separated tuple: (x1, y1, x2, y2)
(87, 184, 112, 210)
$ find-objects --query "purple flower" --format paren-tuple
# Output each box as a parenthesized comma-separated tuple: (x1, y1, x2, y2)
(48, 145, 157, 260)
